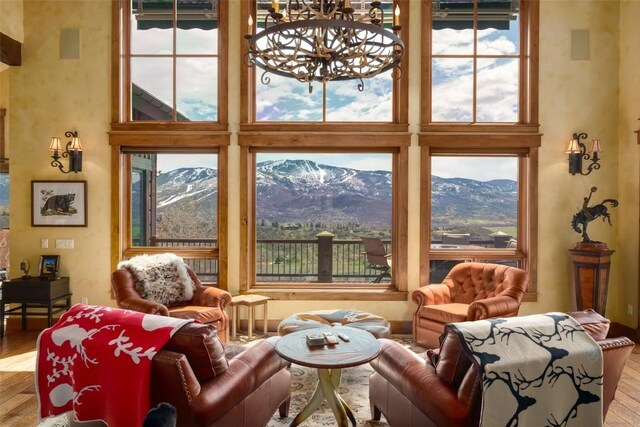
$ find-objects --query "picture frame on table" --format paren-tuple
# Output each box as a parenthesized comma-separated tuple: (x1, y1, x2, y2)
(31, 180, 87, 227)
(39, 255, 60, 279)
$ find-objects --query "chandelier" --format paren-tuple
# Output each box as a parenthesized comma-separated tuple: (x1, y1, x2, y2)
(244, 0, 404, 92)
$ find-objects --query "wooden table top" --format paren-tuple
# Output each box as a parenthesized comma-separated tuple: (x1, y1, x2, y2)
(230, 294, 271, 305)
(275, 326, 381, 369)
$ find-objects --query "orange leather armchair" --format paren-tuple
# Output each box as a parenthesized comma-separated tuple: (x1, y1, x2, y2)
(369, 310, 634, 427)
(412, 262, 528, 348)
(112, 265, 232, 342)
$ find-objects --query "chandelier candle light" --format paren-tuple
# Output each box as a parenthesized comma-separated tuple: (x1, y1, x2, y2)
(244, 0, 404, 93)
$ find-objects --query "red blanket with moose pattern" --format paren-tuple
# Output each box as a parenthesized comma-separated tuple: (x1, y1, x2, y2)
(36, 304, 192, 426)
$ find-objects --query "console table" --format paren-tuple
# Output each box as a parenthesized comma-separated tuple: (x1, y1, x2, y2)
(0, 276, 72, 337)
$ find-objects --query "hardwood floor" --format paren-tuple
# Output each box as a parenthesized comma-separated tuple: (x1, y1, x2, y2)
(1, 329, 639, 427)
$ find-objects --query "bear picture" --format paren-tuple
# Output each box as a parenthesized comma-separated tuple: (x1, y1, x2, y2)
(32, 181, 87, 227)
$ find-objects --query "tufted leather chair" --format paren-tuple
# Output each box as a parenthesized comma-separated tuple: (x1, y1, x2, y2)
(412, 262, 529, 348)
(369, 310, 634, 427)
(112, 265, 232, 342)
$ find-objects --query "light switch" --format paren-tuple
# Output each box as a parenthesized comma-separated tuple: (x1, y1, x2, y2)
(55, 239, 75, 249)
(41, 239, 49, 249)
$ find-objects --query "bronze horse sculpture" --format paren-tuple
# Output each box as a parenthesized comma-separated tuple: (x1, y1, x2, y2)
(572, 187, 618, 243)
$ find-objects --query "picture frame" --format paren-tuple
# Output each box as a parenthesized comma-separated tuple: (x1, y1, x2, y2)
(39, 255, 60, 278)
(32, 180, 87, 227)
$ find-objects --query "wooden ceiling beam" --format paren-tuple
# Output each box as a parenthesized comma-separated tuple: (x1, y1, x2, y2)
(0, 32, 22, 66)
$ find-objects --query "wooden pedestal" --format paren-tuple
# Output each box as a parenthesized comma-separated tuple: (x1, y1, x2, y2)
(569, 243, 614, 316)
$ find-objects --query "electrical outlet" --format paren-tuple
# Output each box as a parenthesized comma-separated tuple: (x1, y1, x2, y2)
(55, 239, 74, 249)
(81, 297, 88, 305)
(628, 304, 634, 316)
(41, 239, 49, 249)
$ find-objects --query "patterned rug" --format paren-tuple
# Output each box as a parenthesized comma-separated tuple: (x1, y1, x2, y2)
(38, 335, 426, 427)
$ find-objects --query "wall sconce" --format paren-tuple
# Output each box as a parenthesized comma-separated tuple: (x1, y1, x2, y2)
(49, 130, 82, 173)
(566, 132, 601, 175)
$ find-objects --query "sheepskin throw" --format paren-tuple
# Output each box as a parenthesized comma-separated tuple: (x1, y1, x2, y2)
(118, 253, 195, 306)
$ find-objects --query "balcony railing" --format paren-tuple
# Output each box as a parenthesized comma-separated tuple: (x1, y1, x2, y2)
(143, 234, 511, 283)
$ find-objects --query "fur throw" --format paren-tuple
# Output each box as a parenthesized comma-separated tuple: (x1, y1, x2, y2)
(118, 253, 195, 306)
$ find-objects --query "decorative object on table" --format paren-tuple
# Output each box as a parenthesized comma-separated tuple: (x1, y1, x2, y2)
(569, 187, 618, 315)
(31, 180, 87, 227)
(38, 255, 60, 279)
(566, 132, 602, 175)
(20, 257, 31, 279)
(48, 130, 83, 173)
(571, 186, 619, 243)
(243, 0, 404, 93)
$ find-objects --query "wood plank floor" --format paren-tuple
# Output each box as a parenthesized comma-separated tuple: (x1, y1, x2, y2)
(1, 330, 639, 427)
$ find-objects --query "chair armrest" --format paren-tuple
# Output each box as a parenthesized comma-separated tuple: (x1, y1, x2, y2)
(193, 286, 232, 310)
(370, 339, 469, 425)
(194, 337, 290, 418)
(597, 336, 635, 418)
(117, 297, 169, 316)
(468, 295, 520, 320)
(411, 284, 452, 307)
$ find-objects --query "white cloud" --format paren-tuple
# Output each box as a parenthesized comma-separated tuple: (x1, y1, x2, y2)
(432, 157, 517, 182)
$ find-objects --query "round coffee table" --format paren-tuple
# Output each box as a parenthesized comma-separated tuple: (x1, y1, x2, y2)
(275, 326, 381, 427)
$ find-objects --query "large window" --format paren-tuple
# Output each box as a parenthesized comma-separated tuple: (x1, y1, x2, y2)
(254, 152, 392, 283)
(420, 0, 539, 298)
(112, 0, 229, 286)
(239, 137, 409, 299)
(117, 0, 227, 126)
(241, 0, 409, 129)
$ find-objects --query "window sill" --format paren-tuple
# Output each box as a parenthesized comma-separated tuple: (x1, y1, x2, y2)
(244, 286, 408, 301)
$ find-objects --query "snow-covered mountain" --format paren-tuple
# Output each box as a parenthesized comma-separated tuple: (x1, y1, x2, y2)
(147, 159, 517, 230)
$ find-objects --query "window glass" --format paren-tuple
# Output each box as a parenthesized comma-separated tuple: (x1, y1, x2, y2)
(254, 152, 392, 283)
(325, 71, 393, 122)
(431, 0, 521, 123)
(129, 153, 218, 248)
(431, 156, 518, 248)
(255, 74, 323, 122)
(129, 0, 219, 122)
(432, 58, 474, 122)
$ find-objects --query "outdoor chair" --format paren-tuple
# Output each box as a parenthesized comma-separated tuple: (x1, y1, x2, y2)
(361, 237, 391, 283)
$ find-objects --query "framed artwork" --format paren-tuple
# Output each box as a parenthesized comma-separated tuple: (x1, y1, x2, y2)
(39, 255, 60, 278)
(32, 180, 87, 227)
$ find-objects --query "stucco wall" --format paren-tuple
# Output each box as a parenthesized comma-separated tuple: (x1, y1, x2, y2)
(6, 1, 638, 328)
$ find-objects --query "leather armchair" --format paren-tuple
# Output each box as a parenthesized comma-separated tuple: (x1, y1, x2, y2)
(112, 265, 232, 342)
(412, 262, 529, 348)
(151, 322, 291, 427)
(369, 310, 634, 427)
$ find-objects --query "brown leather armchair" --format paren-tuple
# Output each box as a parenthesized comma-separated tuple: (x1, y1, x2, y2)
(412, 262, 529, 348)
(112, 265, 232, 342)
(369, 309, 634, 427)
(151, 322, 291, 427)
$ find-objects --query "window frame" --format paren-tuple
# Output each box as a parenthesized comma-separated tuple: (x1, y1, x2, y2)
(239, 0, 410, 133)
(421, 0, 539, 132)
(111, 0, 228, 131)
(420, 0, 540, 300)
(111, 1, 230, 285)
(238, 133, 409, 300)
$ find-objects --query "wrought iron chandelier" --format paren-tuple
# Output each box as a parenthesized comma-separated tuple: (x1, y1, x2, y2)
(244, 0, 404, 93)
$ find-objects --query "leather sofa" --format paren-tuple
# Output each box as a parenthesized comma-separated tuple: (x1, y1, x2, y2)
(150, 321, 291, 427)
(369, 309, 634, 427)
(112, 265, 232, 342)
(412, 262, 529, 348)
(68, 321, 291, 427)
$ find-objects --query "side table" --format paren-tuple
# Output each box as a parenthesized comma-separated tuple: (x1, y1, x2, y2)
(275, 326, 381, 426)
(229, 294, 270, 340)
(1, 276, 72, 337)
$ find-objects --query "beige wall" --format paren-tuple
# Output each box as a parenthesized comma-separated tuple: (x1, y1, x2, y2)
(7, 1, 639, 328)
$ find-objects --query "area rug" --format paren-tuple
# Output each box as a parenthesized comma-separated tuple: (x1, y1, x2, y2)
(38, 335, 425, 427)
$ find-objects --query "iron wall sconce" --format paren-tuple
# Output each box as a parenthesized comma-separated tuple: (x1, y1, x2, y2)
(566, 132, 602, 176)
(49, 130, 82, 173)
